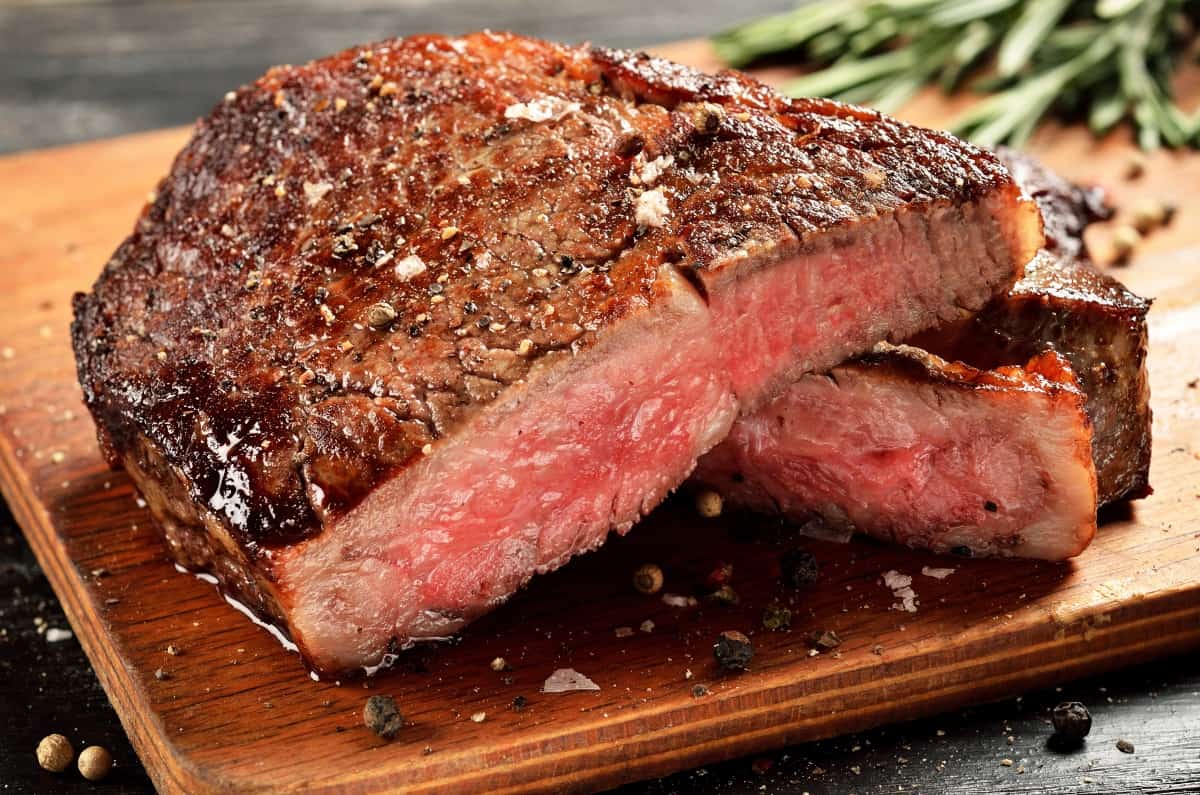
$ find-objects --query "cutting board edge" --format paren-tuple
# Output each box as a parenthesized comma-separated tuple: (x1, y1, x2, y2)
(0, 432, 226, 795)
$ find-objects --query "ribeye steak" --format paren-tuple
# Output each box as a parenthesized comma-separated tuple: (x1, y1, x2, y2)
(71, 32, 1040, 672)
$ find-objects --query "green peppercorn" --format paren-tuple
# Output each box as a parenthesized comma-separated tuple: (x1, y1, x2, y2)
(762, 605, 792, 631)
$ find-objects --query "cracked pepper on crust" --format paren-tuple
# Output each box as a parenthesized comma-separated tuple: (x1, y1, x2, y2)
(71, 31, 1041, 673)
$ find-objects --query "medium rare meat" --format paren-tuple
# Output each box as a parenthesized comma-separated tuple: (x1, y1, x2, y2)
(694, 153, 1149, 560)
(694, 346, 1097, 560)
(71, 32, 1040, 673)
(916, 151, 1152, 504)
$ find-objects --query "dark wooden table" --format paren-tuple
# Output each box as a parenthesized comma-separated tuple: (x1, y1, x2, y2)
(2, 2, 1198, 793)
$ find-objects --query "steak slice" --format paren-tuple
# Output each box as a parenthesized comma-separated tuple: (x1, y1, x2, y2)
(71, 32, 1040, 673)
(694, 153, 1149, 560)
(694, 346, 1097, 560)
(916, 151, 1152, 504)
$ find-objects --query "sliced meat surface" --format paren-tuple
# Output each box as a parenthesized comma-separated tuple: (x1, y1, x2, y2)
(695, 347, 1097, 560)
(71, 32, 1040, 672)
(915, 151, 1152, 503)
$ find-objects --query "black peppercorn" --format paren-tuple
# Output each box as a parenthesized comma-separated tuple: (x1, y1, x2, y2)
(510, 695, 528, 712)
(713, 630, 754, 671)
(780, 548, 818, 588)
(363, 694, 403, 739)
(1050, 701, 1091, 747)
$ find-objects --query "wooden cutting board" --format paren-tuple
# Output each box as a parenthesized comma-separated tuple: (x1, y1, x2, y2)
(2, 38, 1200, 794)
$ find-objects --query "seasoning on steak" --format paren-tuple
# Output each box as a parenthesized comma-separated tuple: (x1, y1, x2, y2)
(916, 150, 1152, 504)
(695, 346, 1097, 560)
(70, 32, 1040, 673)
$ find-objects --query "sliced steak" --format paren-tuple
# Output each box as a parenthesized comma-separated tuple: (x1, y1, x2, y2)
(915, 151, 1152, 503)
(71, 32, 1040, 672)
(695, 346, 1097, 560)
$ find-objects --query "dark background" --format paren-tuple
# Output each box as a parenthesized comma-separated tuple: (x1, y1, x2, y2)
(1, 1, 1198, 793)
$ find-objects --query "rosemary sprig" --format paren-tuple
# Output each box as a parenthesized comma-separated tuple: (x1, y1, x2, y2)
(713, 0, 1200, 148)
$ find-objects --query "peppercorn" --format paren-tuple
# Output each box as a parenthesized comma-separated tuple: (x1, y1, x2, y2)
(713, 630, 754, 671)
(1117, 739, 1135, 754)
(363, 694, 403, 739)
(1050, 701, 1092, 746)
(632, 563, 664, 595)
(704, 561, 734, 591)
(367, 302, 397, 329)
(36, 734, 73, 773)
(779, 548, 818, 588)
(1131, 199, 1170, 234)
(762, 604, 792, 631)
(77, 746, 113, 782)
(695, 490, 723, 518)
(692, 684, 710, 698)
(705, 585, 741, 606)
(1111, 225, 1141, 265)
(510, 695, 528, 711)
(1124, 154, 1146, 180)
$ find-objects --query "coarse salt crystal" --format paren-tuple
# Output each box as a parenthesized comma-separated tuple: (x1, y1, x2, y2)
(302, 181, 334, 205)
(504, 98, 581, 123)
(394, 254, 427, 281)
(638, 155, 674, 186)
(45, 628, 73, 643)
(661, 592, 697, 608)
(883, 570, 919, 613)
(541, 668, 600, 693)
(921, 566, 956, 580)
(635, 189, 670, 228)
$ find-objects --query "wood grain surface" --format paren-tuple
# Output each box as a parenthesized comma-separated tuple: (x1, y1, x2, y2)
(1, 37, 1200, 794)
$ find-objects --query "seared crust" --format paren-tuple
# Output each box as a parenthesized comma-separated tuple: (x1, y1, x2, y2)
(858, 343, 1087, 399)
(72, 32, 1031, 554)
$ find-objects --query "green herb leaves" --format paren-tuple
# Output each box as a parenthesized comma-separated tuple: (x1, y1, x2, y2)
(713, 0, 1200, 149)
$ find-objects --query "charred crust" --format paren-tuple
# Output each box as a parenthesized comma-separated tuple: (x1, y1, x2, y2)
(71, 31, 1030, 552)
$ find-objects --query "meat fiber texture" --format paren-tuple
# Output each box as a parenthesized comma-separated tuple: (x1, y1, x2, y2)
(695, 346, 1097, 560)
(696, 153, 1149, 561)
(917, 150, 1152, 504)
(71, 32, 1040, 673)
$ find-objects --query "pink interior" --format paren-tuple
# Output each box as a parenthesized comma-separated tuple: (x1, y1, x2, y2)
(695, 363, 1097, 560)
(276, 202, 1027, 671)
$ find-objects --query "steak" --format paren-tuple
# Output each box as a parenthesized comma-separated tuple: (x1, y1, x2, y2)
(694, 153, 1150, 560)
(71, 32, 1040, 673)
(694, 346, 1097, 559)
(916, 151, 1152, 504)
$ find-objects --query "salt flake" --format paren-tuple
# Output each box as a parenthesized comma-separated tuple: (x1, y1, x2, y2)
(882, 569, 919, 613)
(302, 181, 333, 205)
(661, 592, 697, 608)
(635, 189, 670, 228)
(504, 98, 581, 123)
(394, 255, 426, 281)
(921, 566, 956, 580)
(541, 667, 600, 693)
(45, 628, 73, 643)
(638, 155, 674, 186)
